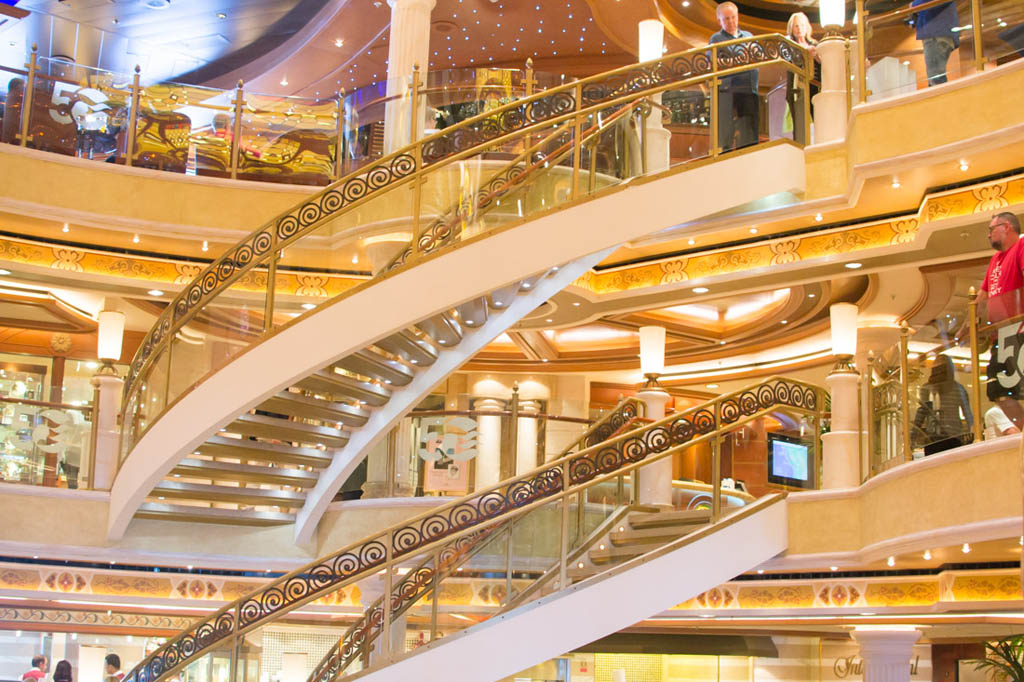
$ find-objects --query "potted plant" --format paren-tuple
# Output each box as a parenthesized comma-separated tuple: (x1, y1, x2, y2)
(974, 635, 1024, 681)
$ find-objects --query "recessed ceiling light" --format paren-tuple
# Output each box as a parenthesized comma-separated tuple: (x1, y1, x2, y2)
(545, 318, 553, 323)
(541, 358, 549, 362)
(351, 254, 359, 264)
(201, 240, 209, 252)
(815, 213, 823, 222)
(217, 12, 227, 19)
(923, 549, 932, 560)
(0, 269, 11, 276)
(962, 543, 971, 553)
(886, 556, 895, 567)
(280, 76, 289, 86)
(959, 159, 969, 171)
(132, 234, 140, 244)
(62, 223, 69, 233)
(830, 566, 838, 571)
(705, 383, 719, 389)
(749, 227, 758, 234)
(572, 302, 581, 307)
(808, 293, 816, 298)
(682, 0, 690, 5)
(335, 38, 345, 47)
(692, 286, 709, 294)
(301, 303, 316, 310)
(147, 289, 164, 297)
(781, 319, 788, 324)
(845, 262, 863, 269)
(687, 238, 695, 245)
(891, 176, 900, 189)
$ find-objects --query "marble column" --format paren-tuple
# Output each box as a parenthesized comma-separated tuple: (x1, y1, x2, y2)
(89, 372, 123, 490)
(384, 0, 436, 153)
(638, 19, 670, 173)
(822, 369, 860, 488)
(515, 399, 541, 475)
(812, 36, 849, 143)
(636, 386, 672, 507)
(474, 398, 503, 490)
(851, 628, 922, 682)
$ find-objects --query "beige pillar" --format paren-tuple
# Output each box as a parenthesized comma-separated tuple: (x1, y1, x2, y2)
(851, 628, 922, 682)
(812, 36, 849, 143)
(636, 387, 672, 507)
(384, 0, 436, 153)
(822, 370, 860, 488)
(474, 398, 503, 490)
(515, 400, 541, 474)
(638, 20, 670, 172)
(90, 373, 123, 490)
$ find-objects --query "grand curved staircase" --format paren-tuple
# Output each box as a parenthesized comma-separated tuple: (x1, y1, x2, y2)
(110, 35, 811, 541)
(121, 377, 818, 682)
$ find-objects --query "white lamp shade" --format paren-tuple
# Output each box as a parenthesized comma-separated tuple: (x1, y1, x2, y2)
(638, 19, 665, 63)
(639, 326, 666, 375)
(819, 0, 846, 28)
(97, 310, 126, 362)
(829, 303, 858, 357)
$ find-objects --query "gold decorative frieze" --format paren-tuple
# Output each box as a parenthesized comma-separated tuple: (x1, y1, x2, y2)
(0, 606, 194, 632)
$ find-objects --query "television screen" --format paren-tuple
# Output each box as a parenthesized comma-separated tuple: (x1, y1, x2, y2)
(767, 433, 813, 489)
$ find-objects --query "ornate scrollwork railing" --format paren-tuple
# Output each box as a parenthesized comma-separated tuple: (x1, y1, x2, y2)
(119, 33, 811, 459)
(122, 376, 822, 682)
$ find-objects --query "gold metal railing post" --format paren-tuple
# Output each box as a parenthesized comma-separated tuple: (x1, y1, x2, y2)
(124, 65, 141, 167)
(571, 84, 582, 199)
(805, 44, 814, 145)
(504, 525, 513, 606)
(712, 400, 722, 521)
(230, 80, 244, 180)
(429, 549, 440, 641)
(639, 105, 648, 175)
(87, 386, 99, 490)
(710, 45, 720, 158)
(968, 286, 983, 443)
(386, 427, 397, 497)
(410, 64, 423, 263)
(524, 57, 536, 98)
(844, 39, 852, 121)
(971, 0, 984, 73)
(900, 323, 912, 462)
(865, 351, 875, 478)
(814, 387, 824, 486)
(228, 608, 241, 682)
(558, 460, 570, 588)
(856, 0, 867, 104)
(19, 44, 38, 147)
(381, 529, 394, 660)
(333, 91, 345, 180)
(263, 250, 278, 331)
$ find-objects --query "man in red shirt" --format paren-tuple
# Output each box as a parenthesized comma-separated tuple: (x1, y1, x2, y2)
(22, 656, 47, 682)
(980, 213, 1024, 406)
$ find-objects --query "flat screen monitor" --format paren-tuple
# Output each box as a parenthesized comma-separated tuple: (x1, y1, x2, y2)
(766, 433, 814, 489)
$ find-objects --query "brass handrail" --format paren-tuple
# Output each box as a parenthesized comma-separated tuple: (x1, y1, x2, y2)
(118, 34, 809, 457)
(122, 375, 823, 682)
(305, 395, 644, 682)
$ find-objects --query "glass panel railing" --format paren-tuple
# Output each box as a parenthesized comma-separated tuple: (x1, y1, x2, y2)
(237, 93, 338, 186)
(133, 81, 231, 175)
(0, 397, 93, 489)
(868, 342, 907, 475)
(0, 63, 29, 145)
(119, 35, 810, 457)
(26, 58, 133, 160)
(976, 287, 1024, 442)
(977, 0, 1024, 70)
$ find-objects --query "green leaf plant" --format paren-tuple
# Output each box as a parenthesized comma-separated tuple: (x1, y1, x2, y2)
(974, 635, 1024, 682)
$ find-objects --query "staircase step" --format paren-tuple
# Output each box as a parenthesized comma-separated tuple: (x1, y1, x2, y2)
(170, 458, 319, 488)
(416, 313, 462, 348)
(610, 523, 707, 547)
(197, 436, 333, 468)
(588, 540, 667, 564)
(627, 509, 713, 530)
(375, 330, 438, 367)
(259, 391, 370, 427)
(454, 298, 489, 329)
(151, 480, 306, 508)
(135, 502, 295, 526)
(292, 370, 391, 407)
(224, 413, 349, 448)
(333, 348, 414, 386)
(488, 284, 519, 310)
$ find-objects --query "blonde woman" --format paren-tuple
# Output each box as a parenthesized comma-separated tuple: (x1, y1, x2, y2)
(785, 12, 820, 144)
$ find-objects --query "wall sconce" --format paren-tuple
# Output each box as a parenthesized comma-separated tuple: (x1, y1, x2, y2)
(829, 303, 858, 373)
(97, 310, 126, 375)
(639, 325, 666, 389)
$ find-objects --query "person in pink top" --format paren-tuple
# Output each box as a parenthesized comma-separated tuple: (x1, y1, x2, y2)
(22, 655, 47, 682)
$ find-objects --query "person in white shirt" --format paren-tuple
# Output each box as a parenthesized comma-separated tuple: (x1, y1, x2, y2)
(984, 381, 1022, 439)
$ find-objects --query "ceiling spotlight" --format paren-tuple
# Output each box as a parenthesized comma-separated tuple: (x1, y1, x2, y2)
(335, 38, 345, 47)
(572, 301, 581, 307)
(62, 223, 69, 233)
(692, 286, 709, 294)
(301, 303, 317, 310)
(201, 240, 209, 252)
(815, 213, 823, 222)
(923, 549, 932, 560)
(781, 319, 788, 324)
(959, 159, 969, 171)
(749, 227, 758, 234)
(687, 238, 695, 245)
(756, 569, 764, 574)
(886, 556, 895, 567)
(217, 12, 227, 19)
(280, 76, 289, 87)
(545, 318, 553, 323)
(147, 289, 164, 297)
(682, 0, 690, 5)
(351, 254, 359, 264)
(891, 176, 900, 189)
(962, 543, 971, 554)
(705, 383, 719, 389)
(845, 262, 863, 269)
(132, 234, 140, 244)
(541, 358, 549, 362)
(830, 566, 838, 571)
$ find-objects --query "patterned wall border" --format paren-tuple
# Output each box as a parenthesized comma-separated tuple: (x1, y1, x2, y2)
(573, 172, 1024, 295)
(0, 606, 194, 632)
(671, 569, 1022, 612)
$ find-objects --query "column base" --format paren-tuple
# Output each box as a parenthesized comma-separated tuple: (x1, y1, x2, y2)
(821, 430, 860, 489)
